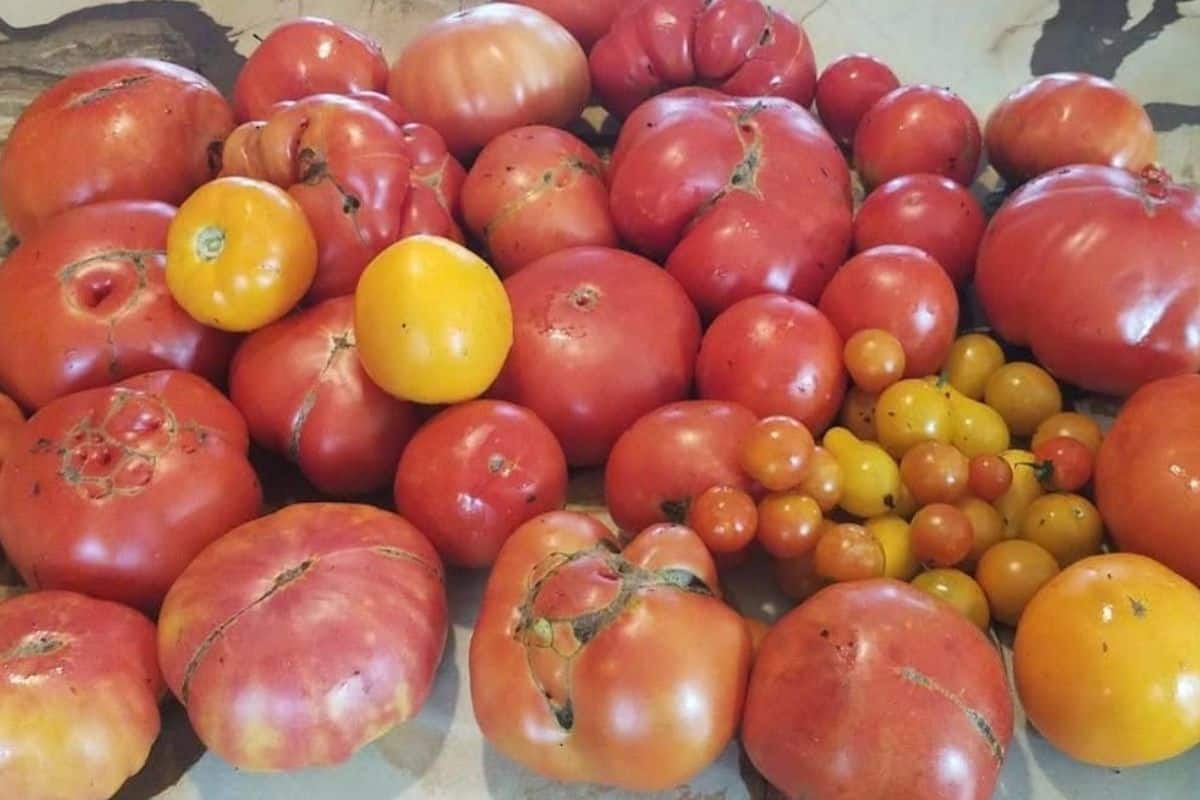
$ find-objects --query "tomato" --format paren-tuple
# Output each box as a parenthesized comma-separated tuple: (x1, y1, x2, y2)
(744, 616, 771, 661)
(757, 493, 823, 559)
(462, 126, 617, 276)
(0, 591, 161, 800)
(983, 362, 1062, 438)
(977, 165, 1200, 396)
(958, 496, 1006, 569)
(868, 514, 920, 581)
(975, 539, 1059, 627)
(388, 4, 589, 159)
(985, 73, 1156, 185)
(994, 449, 1045, 538)
(937, 379, 1012, 458)
(853, 85, 982, 189)
(609, 88, 852, 319)
(900, 441, 969, 505)
(814, 523, 885, 582)
(839, 386, 878, 440)
(590, 0, 817, 119)
(819, 245, 959, 377)
(874, 378, 953, 458)
(853, 174, 986, 287)
(0, 371, 261, 611)
(892, 480, 919, 519)
(1032, 436, 1093, 492)
(494, 247, 700, 466)
(0, 58, 233, 239)
(740, 416, 815, 492)
(229, 296, 418, 496)
(1032, 411, 1103, 455)
(1014, 553, 1200, 766)
(814, 53, 900, 148)
(688, 486, 758, 554)
(773, 552, 827, 601)
(843, 328, 906, 393)
(355, 236, 512, 405)
(470, 512, 751, 790)
(911, 503, 973, 568)
(801, 446, 844, 513)
(822, 427, 902, 518)
(943, 333, 1006, 401)
(510, 0, 622, 50)
(967, 454, 1013, 503)
(0, 201, 235, 410)
(743, 580, 1013, 800)
(158, 503, 446, 771)
(0, 394, 22, 471)
(1018, 493, 1103, 569)
(697, 294, 846, 433)
(911, 569, 990, 631)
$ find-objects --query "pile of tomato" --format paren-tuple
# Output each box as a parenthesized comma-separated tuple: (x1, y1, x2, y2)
(0, 3, 1198, 799)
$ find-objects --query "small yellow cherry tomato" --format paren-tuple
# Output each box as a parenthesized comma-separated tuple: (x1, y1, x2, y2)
(355, 235, 512, 403)
(1032, 411, 1104, 455)
(957, 495, 1005, 570)
(867, 514, 920, 580)
(975, 539, 1059, 626)
(822, 427, 902, 518)
(911, 568, 990, 631)
(984, 362, 1063, 437)
(167, 176, 317, 332)
(994, 449, 1045, 538)
(1019, 492, 1104, 567)
(839, 386, 878, 440)
(943, 333, 1006, 399)
(874, 378, 952, 458)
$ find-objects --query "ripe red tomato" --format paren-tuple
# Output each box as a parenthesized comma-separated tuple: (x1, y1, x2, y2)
(470, 511, 752, 790)
(688, 486, 758, 553)
(387, 4, 590, 159)
(462, 126, 617, 276)
(0, 591, 162, 800)
(976, 165, 1200, 396)
(605, 400, 759, 533)
(0, 201, 235, 410)
(696, 294, 846, 433)
(819, 245, 959, 377)
(743, 580, 1013, 800)
(814, 53, 900, 148)
(985, 73, 1157, 185)
(608, 88, 852, 320)
(229, 296, 419, 496)
(492, 247, 701, 467)
(1033, 436, 1093, 493)
(0, 393, 22, 470)
(853, 173, 986, 287)
(590, 0, 817, 119)
(510, 0, 622, 50)
(0, 370, 262, 611)
(158, 503, 447, 771)
(854, 84, 982, 189)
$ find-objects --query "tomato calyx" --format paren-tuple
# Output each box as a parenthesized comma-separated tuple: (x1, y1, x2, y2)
(58, 249, 155, 318)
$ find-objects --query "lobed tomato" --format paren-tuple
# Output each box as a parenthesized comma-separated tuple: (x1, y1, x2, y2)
(815, 53, 900, 148)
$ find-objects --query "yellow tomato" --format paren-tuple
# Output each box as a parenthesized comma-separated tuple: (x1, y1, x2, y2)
(891, 479, 918, 519)
(994, 449, 1044, 538)
(1032, 412, 1104, 455)
(957, 496, 1005, 569)
(943, 333, 1005, 399)
(867, 514, 920, 580)
(975, 539, 1059, 626)
(167, 176, 317, 332)
(1014, 553, 1200, 767)
(874, 379, 952, 458)
(934, 381, 1010, 458)
(822, 427, 902, 518)
(984, 362, 1063, 437)
(1019, 493, 1104, 567)
(911, 568, 990, 631)
(354, 235, 513, 403)
(839, 386, 878, 441)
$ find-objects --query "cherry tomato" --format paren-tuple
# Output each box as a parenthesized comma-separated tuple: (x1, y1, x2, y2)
(867, 514, 920, 580)
(839, 386, 878, 441)
(772, 552, 826, 602)
(757, 493, 824, 559)
(1032, 411, 1103, 455)
(984, 362, 1063, 437)
(1019, 493, 1104, 567)
(892, 480, 919, 519)
(740, 416, 815, 492)
(814, 523, 885, 582)
(975, 539, 1059, 627)
(958, 496, 1006, 570)
(688, 486, 759, 554)
(911, 503, 973, 567)
(943, 333, 1006, 400)
(843, 328, 906, 393)
(899, 441, 969, 505)
(911, 569, 990, 631)
(814, 53, 900, 148)
(967, 454, 1013, 502)
(995, 449, 1046, 538)
(874, 378, 953, 458)
(800, 446, 844, 513)
(822, 427, 902, 518)
(1032, 436, 1094, 492)
(936, 380, 1012, 458)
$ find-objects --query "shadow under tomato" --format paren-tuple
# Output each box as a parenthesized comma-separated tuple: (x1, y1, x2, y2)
(114, 699, 205, 800)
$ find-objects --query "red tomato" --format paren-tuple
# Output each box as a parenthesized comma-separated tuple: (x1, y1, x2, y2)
(0, 591, 162, 800)
(0, 370, 262, 612)
(470, 512, 752, 790)
(0, 58, 233, 240)
(743, 579, 1014, 800)
(854, 84, 982, 189)
(394, 400, 568, 568)
(590, 0, 817, 119)
(608, 88, 852, 320)
(697, 294, 846, 433)
(229, 296, 419, 496)
(221, 93, 465, 302)
(158, 503, 447, 771)
(853, 174, 986, 287)
(814, 53, 900, 148)
(0, 201, 236, 411)
(605, 400, 759, 533)
(0, 393, 22, 470)
(492, 247, 701, 467)
(510, 0, 623, 50)
(462, 126, 617, 276)
(819, 245, 959, 377)
(1032, 436, 1093, 493)
(387, 4, 590, 159)
(985, 73, 1157, 185)
(976, 165, 1200, 395)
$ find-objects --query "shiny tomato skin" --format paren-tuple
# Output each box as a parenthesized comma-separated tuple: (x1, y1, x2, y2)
(0, 370, 262, 612)
(696, 294, 846, 433)
(492, 247, 701, 467)
(819, 245, 959, 377)
(814, 53, 900, 148)
(230, 296, 419, 496)
(0, 591, 162, 800)
(158, 503, 447, 772)
(743, 579, 1013, 800)
(510, 0, 622, 50)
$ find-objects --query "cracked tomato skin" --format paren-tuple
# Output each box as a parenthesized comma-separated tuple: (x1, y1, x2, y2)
(0, 370, 262, 612)
(462, 126, 617, 277)
(609, 88, 852, 320)
(230, 296, 419, 497)
(815, 53, 901, 149)
(509, 0, 623, 50)
(157, 503, 447, 772)
(590, 0, 817, 119)
(743, 579, 1014, 800)
(470, 512, 752, 791)
(0, 201, 237, 411)
(221, 93, 465, 302)
(0, 58, 233, 240)
(0, 590, 162, 800)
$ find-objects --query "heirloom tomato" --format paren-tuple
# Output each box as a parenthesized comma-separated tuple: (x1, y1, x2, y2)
(510, 0, 622, 50)
(814, 523, 885, 582)
(975, 539, 1059, 627)
(822, 427, 901, 519)
(0, 393, 21, 470)
(815, 53, 900, 148)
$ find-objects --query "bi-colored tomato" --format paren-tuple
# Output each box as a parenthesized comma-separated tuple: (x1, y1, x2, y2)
(1032, 412, 1103, 456)
(814, 523, 885, 582)
(910, 503, 973, 568)
(815, 53, 900, 148)
(843, 328, 906, 394)
(689, 486, 758, 554)
(900, 441, 969, 505)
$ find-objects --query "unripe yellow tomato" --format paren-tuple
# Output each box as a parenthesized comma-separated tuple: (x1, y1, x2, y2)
(867, 514, 920, 580)
(874, 378, 952, 458)
(943, 333, 1005, 400)
(822, 427, 902, 518)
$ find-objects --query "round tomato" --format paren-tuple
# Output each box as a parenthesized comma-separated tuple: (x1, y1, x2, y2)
(0, 393, 22, 470)
(944, 333, 1006, 401)
(492, 247, 700, 466)
(510, 0, 622, 50)
(743, 579, 1013, 800)
(843, 328, 906, 394)
(229, 296, 419, 496)
(975, 539, 1059, 627)
(158, 503, 447, 771)
(983, 362, 1062, 438)
(740, 416, 815, 492)
(0, 201, 235, 410)
(814, 53, 900, 148)
(0, 370, 261, 611)
(0, 591, 162, 800)
(911, 568, 990, 631)
(470, 512, 751, 790)
(462, 126, 617, 276)
(0, 58, 233, 239)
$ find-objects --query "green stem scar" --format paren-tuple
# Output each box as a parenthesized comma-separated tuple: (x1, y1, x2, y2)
(195, 226, 226, 261)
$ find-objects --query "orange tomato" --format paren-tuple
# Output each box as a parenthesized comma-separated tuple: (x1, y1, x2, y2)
(911, 568, 990, 631)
